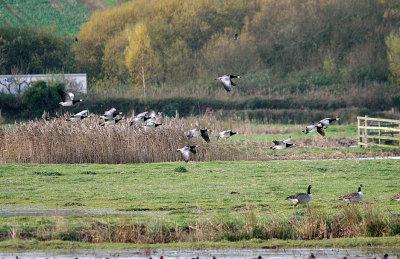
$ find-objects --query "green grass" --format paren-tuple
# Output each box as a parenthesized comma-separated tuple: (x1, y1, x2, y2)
(235, 125, 357, 142)
(0, 160, 399, 247)
(1, 236, 400, 250)
(1, 0, 91, 35)
(0, 159, 399, 216)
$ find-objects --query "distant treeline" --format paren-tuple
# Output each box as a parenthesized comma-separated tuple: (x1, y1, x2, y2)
(72, 0, 400, 86)
(1, 0, 400, 87)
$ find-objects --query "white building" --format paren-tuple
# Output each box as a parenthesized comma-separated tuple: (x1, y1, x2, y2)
(0, 74, 87, 95)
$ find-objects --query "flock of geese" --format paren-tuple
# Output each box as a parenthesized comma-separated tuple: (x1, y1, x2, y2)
(286, 184, 367, 206)
(57, 81, 400, 205)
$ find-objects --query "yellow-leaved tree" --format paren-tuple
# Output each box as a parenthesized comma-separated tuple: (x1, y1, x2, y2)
(125, 23, 159, 97)
(386, 30, 400, 84)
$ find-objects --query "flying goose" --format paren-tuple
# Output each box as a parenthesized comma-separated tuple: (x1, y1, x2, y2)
(141, 118, 163, 129)
(176, 145, 199, 163)
(286, 185, 312, 205)
(99, 116, 123, 126)
(271, 136, 295, 150)
(188, 128, 210, 143)
(130, 111, 155, 126)
(317, 118, 340, 129)
(100, 108, 122, 120)
(391, 192, 400, 201)
(339, 184, 364, 203)
(66, 109, 88, 122)
(302, 124, 325, 136)
(215, 75, 241, 92)
(58, 90, 82, 106)
(217, 130, 238, 140)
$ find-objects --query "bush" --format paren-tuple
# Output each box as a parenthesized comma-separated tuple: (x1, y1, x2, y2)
(22, 81, 65, 118)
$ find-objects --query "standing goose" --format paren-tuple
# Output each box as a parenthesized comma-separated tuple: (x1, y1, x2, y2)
(215, 75, 241, 92)
(66, 109, 88, 122)
(99, 116, 123, 126)
(58, 90, 83, 106)
(234, 33, 238, 40)
(100, 108, 122, 120)
(188, 128, 210, 143)
(286, 185, 312, 206)
(339, 184, 364, 203)
(271, 136, 295, 150)
(176, 145, 199, 163)
(391, 192, 400, 201)
(217, 130, 238, 140)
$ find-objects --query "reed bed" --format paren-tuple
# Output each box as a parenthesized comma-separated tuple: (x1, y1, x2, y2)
(2, 205, 400, 243)
(1, 113, 399, 163)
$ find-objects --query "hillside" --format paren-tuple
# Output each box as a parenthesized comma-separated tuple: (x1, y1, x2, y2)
(0, 0, 126, 35)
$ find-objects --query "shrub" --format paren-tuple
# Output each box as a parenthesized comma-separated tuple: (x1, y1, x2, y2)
(22, 81, 65, 118)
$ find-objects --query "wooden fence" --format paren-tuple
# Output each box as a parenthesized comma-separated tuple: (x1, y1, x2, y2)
(357, 116, 400, 148)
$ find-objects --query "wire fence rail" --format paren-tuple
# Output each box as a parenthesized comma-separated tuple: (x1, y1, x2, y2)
(358, 116, 400, 148)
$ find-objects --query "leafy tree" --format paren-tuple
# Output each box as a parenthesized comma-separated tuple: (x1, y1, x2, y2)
(0, 26, 74, 75)
(125, 23, 159, 96)
(386, 30, 400, 84)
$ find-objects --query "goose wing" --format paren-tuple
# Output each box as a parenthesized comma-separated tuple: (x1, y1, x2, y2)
(283, 136, 292, 144)
(74, 109, 88, 117)
(136, 111, 148, 118)
(58, 89, 68, 102)
(102, 108, 116, 119)
(67, 92, 75, 101)
(178, 148, 190, 162)
(316, 126, 325, 136)
(220, 76, 232, 91)
(319, 118, 330, 128)
(200, 130, 210, 143)
(304, 125, 316, 134)
(339, 191, 358, 200)
(130, 116, 143, 126)
(189, 145, 198, 154)
(188, 129, 200, 138)
(287, 193, 306, 200)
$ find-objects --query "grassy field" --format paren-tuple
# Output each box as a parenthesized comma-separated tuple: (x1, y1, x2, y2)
(0, 159, 399, 248)
(0, 0, 122, 35)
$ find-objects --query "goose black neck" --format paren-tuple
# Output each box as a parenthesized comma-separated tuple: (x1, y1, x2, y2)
(358, 186, 362, 192)
(307, 185, 312, 194)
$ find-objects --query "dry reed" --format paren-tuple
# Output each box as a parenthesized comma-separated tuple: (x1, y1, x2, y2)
(0, 113, 397, 164)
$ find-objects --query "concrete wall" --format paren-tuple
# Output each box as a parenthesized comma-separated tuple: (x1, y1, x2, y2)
(0, 74, 87, 95)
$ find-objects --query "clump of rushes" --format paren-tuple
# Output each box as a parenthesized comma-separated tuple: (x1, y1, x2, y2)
(33, 171, 62, 176)
(174, 166, 188, 172)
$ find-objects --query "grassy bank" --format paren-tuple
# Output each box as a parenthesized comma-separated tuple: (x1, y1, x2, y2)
(1, 236, 400, 250)
(0, 160, 399, 247)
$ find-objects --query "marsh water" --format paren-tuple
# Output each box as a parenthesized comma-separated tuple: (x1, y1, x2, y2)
(1, 247, 400, 259)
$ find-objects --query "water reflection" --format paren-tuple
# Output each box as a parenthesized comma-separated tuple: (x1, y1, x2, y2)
(1, 247, 400, 259)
